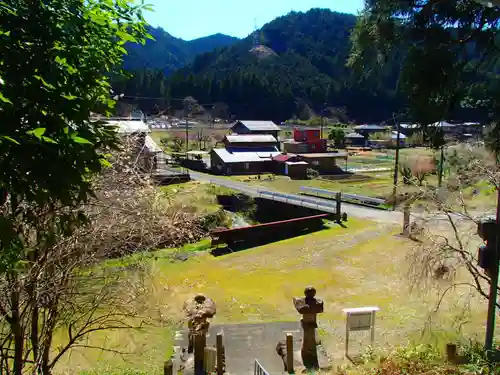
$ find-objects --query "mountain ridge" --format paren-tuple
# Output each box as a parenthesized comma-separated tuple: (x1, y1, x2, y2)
(164, 8, 402, 122)
(122, 26, 239, 75)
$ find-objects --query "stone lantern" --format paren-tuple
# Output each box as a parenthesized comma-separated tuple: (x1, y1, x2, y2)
(293, 286, 324, 369)
(183, 294, 216, 375)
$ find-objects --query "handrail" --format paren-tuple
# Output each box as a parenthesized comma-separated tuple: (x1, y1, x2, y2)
(254, 359, 270, 375)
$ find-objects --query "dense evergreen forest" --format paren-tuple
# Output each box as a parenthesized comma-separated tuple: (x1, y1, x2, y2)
(123, 26, 238, 75)
(113, 9, 406, 123)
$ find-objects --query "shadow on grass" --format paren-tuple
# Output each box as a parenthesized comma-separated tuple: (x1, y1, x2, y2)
(210, 225, 327, 257)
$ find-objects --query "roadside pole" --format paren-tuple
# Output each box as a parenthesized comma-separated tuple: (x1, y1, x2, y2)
(185, 117, 189, 161)
(392, 116, 401, 211)
(438, 146, 445, 187)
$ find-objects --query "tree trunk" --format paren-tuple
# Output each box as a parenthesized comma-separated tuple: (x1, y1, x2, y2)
(10, 274, 24, 375)
(41, 303, 58, 375)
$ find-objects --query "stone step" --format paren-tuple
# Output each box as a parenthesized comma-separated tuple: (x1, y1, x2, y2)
(172, 322, 331, 375)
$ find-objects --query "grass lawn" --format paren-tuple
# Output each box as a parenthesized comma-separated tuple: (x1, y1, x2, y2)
(55, 217, 495, 374)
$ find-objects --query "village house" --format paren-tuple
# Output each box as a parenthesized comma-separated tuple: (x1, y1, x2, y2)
(104, 118, 161, 171)
(211, 133, 281, 175)
(296, 152, 348, 174)
(272, 153, 308, 179)
(345, 132, 366, 147)
(283, 128, 327, 154)
(230, 120, 281, 140)
(210, 148, 281, 175)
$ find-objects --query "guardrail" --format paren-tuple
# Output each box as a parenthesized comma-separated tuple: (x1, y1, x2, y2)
(299, 186, 386, 208)
(258, 190, 338, 214)
(190, 174, 340, 215)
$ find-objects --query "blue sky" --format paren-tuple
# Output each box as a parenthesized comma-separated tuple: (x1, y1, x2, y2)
(144, 0, 364, 41)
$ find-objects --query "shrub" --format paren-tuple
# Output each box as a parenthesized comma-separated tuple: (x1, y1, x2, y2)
(306, 168, 320, 180)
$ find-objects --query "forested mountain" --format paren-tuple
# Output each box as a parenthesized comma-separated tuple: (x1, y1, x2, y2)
(118, 9, 405, 122)
(122, 26, 238, 74)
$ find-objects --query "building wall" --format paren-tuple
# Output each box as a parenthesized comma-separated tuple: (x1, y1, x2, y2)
(223, 140, 279, 149)
(293, 129, 321, 142)
(283, 142, 308, 154)
(346, 138, 366, 147)
(210, 150, 226, 174)
(224, 161, 274, 175)
(297, 156, 343, 174)
(284, 140, 326, 153)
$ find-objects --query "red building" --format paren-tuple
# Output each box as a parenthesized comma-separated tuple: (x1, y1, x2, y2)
(283, 128, 327, 153)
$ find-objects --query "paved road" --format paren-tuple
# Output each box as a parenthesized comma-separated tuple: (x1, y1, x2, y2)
(173, 322, 330, 375)
(188, 171, 403, 223)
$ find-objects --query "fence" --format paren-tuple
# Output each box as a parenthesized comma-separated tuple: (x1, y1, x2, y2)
(299, 186, 386, 208)
(254, 359, 270, 375)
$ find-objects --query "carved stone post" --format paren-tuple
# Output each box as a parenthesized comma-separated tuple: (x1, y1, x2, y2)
(183, 294, 216, 375)
(293, 286, 323, 370)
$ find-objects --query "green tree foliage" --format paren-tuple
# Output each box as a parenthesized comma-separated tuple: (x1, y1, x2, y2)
(0, 1, 149, 373)
(0, 0, 148, 268)
(306, 168, 320, 180)
(328, 128, 346, 147)
(348, 0, 500, 137)
(171, 136, 185, 153)
(116, 9, 404, 123)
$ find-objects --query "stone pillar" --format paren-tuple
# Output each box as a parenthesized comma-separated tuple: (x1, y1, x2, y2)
(183, 294, 217, 375)
(403, 204, 410, 236)
(293, 286, 324, 370)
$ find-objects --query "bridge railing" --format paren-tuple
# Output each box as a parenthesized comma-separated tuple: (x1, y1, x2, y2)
(258, 190, 338, 214)
(300, 186, 386, 207)
(254, 359, 270, 375)
(188, 173, 340, 215)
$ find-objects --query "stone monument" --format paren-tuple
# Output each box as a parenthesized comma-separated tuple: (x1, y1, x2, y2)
(183, 294, 217, 375)
(293, 286, 324, 370)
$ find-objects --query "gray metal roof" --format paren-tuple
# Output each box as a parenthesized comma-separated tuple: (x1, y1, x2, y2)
(354, 124, 387, 131)
(212, 148, 281, 163)
(430, 121, 455, 128)
(298, 152, 348, 158)
(391, 131, 407, 139)
(400, 123, 420, 129)
(105, 120, 150, 134)
(225, 134, 277, 143)
(346, 132, 365, 138)
(234, 120, 281, 131)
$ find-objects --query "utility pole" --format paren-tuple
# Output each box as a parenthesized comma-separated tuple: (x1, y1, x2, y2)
(320, 103, 327, 140)
(392, 115, 401, 211)
(185, 105, 191, 160)
(185, 117, 189, 159)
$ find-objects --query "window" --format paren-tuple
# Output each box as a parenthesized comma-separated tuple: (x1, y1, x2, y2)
(311, 144, 316, 150)
(312, 160, 320, 166)
(244, 163, 250, 170)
